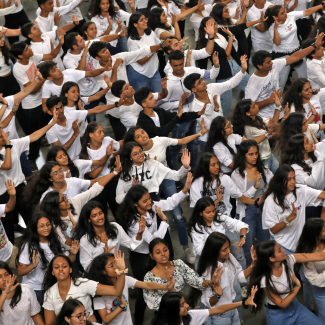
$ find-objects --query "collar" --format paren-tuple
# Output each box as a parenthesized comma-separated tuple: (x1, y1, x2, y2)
(311, 58, 324, 65)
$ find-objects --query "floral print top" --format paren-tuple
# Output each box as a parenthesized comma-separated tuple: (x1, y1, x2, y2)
(143, 259, 206, 310)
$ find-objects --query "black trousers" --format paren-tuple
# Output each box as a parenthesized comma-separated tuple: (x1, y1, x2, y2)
(107, 114, 126, 141)
(0, 183, 32, 243)
(4, 10, 30, 44)
(306, 206, 322, 220)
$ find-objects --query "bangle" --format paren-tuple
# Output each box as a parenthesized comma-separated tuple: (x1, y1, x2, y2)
(115, 268, 128, 275)
(214, 292, 221, 299)
(81, 55, 87, 57)
(2, 103, 7, 107)
(312, 113, 316, 116)
(274, 105, 282, 111)
(2, 292, 8, 297)
(208, 36, 214, 40)
(113, 170, 118, 175)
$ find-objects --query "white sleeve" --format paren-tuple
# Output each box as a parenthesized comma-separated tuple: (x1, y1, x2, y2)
(116, 10, 131, 26)
(0, 5, 17, 16)
(154, 191, 188, 211)
(26, 285, 41, 316)
(219, 215, 249, 234)
(79, 238, 94, 271)
(209, 71, 246, 95)
(114, 222, 142, 251)
(191, 228, 208, 256)
(308, 64, 325, 89)
(115, 178, 130, 204)
(262, 197, 279, 229)
(214, 145, 233, 167)
(164, 165, 190, 181)
(12, 136, 30, 155)
(115, 46, 152, 66)
(303, 263, 325, 287)
(54, 0, 82, 16)
(141, 219, 169, 244)
(189, 180, 203, 208)
(46, 128, 59, 145)
(42, 82, 52, 99)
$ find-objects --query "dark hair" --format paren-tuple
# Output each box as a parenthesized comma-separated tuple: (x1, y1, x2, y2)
(89, 41, 106, 59)
(24, 161, 61, 210)
(134, 87, 152, 107)
(309, 0, 325, 26)
(46, 146, 80, 178)
(118, 184, 153, 232)
(233, 140, 268, 184)
(247, 240, 294, 313)
(275, 112, 304, 155)
(80, 122, 102, 160)
(211, 3, 233, 26)
(21, 22, 34, 40)
(309, 15, 325, 38)
(16, 212, 67, 270)
(0, 39, 11, 66)
(263, 164, 297, 212)
(168, 50, 184, 63)
(38, 61, 57, 79)
(128, 13, 152, 40)
(87, 252, 115, 285)
(37, 0, 49, 7)
(0, 262, 22, 308)
(264, 5, 282, 30)
(60, 81, 80, 107)
(301, 38, 316, 60)
(74, 201, 118, 246)
(111, 80, 126, 98)
(90, 0, 118, 20)
(232, 99, 267, 136)
(251, 50, 272, 70)
(65, 32, 79, 51)
(147, 238, 171, 271)
(51, 299, 92, 325)
(187, 197, 223, 238)
(152, 292, 191, 325)
(197, 17, 212, 50)
(10, 41, 27, 60)
(184, 73, 201, 92)
(124, 126, 144, 144)
(162, 36, 178, 54)
(148, 8, 171, 31)
(205, 116, 235, 155)
(187, 0, 198, 7)
(46, 95, 61, 110)
(81, 22, 96, 41)
(145, 0, 179, 16)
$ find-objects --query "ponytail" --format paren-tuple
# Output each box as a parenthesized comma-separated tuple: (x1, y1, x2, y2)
(79, 122, 101, 160)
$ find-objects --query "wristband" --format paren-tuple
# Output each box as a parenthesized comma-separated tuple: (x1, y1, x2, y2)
(311, 42, 317, 49)
(214, 292, 221, 299)
(115, 101, 119, 108)
(254, 198, 259, 207)
(240, 235, 246, 239)
(4, 145, 12, 149)
(115, 268, 128, 275)
(274, 105, 282, 111)
(2, 292, 8, 297)
(265, 132, 272, 139)
(113, 170, 118, 175)
(66, 226, 74, 238)
(208, 36, 214, 40)
(284, 5, 288, 8)
(160, 42, 164, 49)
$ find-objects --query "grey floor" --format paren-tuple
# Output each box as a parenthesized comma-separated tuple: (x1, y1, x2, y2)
(0, 1, 308, 324)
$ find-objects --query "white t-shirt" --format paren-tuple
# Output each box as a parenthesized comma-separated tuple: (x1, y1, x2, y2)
(42, 69, 85, 99)
(0, 204, 12, 262)
(260, 254, 296, 305)
(262, 185, 322, 251)
(269, 11, 305, 52)
(0, 96, 19, 140)
(188, 309, 210, 325)
(0, 284, 41, 325)
(150, 112, 161, 127)
(245, 58, 287, 118)
(212, 134, 242, 173)
(87, 136, 120, 177)
(127, 31, 161, 78)
(0, 136, 30, 195)
(40, 177, 91, 201)
(93, 276, 137, 325)
(65, 159, 93, 179)
(119, 102, 143, 130)
(306, 124, 320, 143)
(13, 54, 43, 109)
(154, 18, 175, 39)
(46, 110, 88, 161)
(0, 52, 11, 76)
(144, 137, 178, 167)
(3, 0, 23, 13)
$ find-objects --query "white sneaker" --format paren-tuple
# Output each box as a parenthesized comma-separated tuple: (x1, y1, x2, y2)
(184, 248, 196, 264)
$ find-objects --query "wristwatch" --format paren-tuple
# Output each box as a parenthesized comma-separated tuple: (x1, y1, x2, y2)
(240, 235, 246, 239)
(4, 145, 12, 149)
(114, 101, 120, 108)
(284, 216, 292, 227)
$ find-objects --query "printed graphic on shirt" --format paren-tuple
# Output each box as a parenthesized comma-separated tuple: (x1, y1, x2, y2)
(25, 63, 38, 82)
(0, 221, 7, 249)
(285, 23, 294, 32)
(110, 294, 128, 313)
(200, 186, 227, 215)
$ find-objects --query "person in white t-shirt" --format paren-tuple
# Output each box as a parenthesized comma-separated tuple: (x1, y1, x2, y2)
(0, 263, 43, 325)
(248, 240, 325, 325)
(17, 212, 79, 304)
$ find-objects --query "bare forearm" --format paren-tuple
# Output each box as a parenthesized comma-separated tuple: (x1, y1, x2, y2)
(174, 20, 181, 40)
(76, 55, 87, 70)
(68, 253, 76, 262)
(256, 97, 273, 108)
(86, 68, 105, 78)
(110, 67, 118, 83)
(59, 22, 76, 33)
(29, 122, 56, 143)
(31, 314, 45, 325)
(273, 28, 281, 45)
(100, 308, 123, 323)
(0, 112, 14, 128)
(5, 195, 16, 212)
(1, 148, 12, 170)
(62, 133, 79, 151)
(90, 86, 110, 102)
(304, 4, 323, 16)
(178, 133, 200, 145)
(137, 52, 155, 65)
(17, 265, 35, 276)
(31, 79, 45, 93)
(270, 222, 287, 234)
(225, 38, 233, 57)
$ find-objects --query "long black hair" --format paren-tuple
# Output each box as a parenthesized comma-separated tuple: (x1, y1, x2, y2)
(51, 299, 92, 325)
(24, 161, 60, 210)
(197, 17, 212, 50)
(232, 99, 267, 136)
(263, 164, 297, 212)
(192, 152, 222, 196)
(118, 184, 154, 232)
(205, 116, 235, 156)
(264, 5, 282, 30)
(127, 13, 152, 40)
(211, 3, 233, 26)
(89, 0, 118, 20)
(46, 146, 79, 178)
(145, 0, 180, 17)
(247, 240, 294, 313)
(73, 201, 117, 246)
(60, 81, 81, 108)
(0, 262, 22, 308)
(87, 252, 115, 286)
(233, 140, 267, 184)
(16, 212, 67, 270)
(281, 134, 317, 172)
(309, 6, 325, 35)
(80, 122, 102, 160)
(148, 7, 172, 31)
(0, 40, 11, 66)
(187, 197, 223, 238)
(151, 292, 192, 325)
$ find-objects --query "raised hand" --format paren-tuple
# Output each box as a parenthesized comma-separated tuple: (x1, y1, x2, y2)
(181, 148, 191, 169)
(204, 18, 215, 37)
(106, 140, 116, 156)
(137, 215, 146, 234)
(72, 119, 80, 136)
(288, 202, 298, 222)
(211, 265, 223, 284)
(283, 102, 290, 118)
(114, 250, 126, 271)
(221, 27, 233, 37)
(200, 118, 209, 135)
(3, 274, 19, 295)
(182, 172, 193, 194)
(171, 12, 177, 25)
(254, 172, 262, 189)
(245, 286, 258, 308)
(250, 245, 257, 265)
(273, 16, 280, 29)
(104, 242, 116, 253)
(32, 250, 39, 269)
(181, 92, 190, 104)
(215, 185, 223, 205)
(0, 129, 10, 146)
(54, 12, 61, 26)
(72, 15, 79, 25)
(197, 102, 207, 116)
(240, 54, 247, 71)
(128, 0, 135, 9)
(132, 175, 139, 186)
(161, 77, 168, 90)
(117, 92, 127, 107)
(57, 29, 65, 45)
(5, 180, 15, 196)
(177, 100, 183, 117)
(69, 240, 80, 255)
(212, 51, 219, 67)
(119, 26, 127, 38)
(114, 155, 122, 174)
(315, 32, 325, 48)
(260, 11, 268, 23)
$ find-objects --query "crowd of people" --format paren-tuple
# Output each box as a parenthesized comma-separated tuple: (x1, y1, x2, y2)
(2, 0, 325, 323)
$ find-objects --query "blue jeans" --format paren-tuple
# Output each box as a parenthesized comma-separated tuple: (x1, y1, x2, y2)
(20, 152, 32, 178)
(266, 298, 322, 325)
(201, 303, 240, 325)
(106, 36, 127, 55)
(199, 140, 206, 152)
(34, 289, 43, 306)
(84, 91, 106, 122)
(263, 153, 279, 174)
(169, 119, 198, 170)
(313, 286, 325, 322)
(226, 230, 246, 270)
(136, 7, 146, 13)
(159, 178, 188, 246)
(216, 58, 250, 118)
(127, 65, 162, 92)
(239, 205, 270, 266)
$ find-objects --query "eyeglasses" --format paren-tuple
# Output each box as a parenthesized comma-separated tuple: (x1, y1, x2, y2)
(139, 17, 148, 22)
(70, 312, 90, 321)
(132, 149, 143, 157)
(38, 223, 53, 230)
(51, 168, 64, 177)
(59, 194, 67, 203)
(224, 121, 232, 129)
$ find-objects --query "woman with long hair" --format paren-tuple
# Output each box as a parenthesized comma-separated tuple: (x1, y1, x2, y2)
(192, 232, 256, 325)
(282, 134, 325, 218)
(42, 251, 126, 324)
(232, 140, 272, 266)
(152, 289, 258, 325)
(0, 261, 44, 325)
(232, 98, 282, 173)
(88, 252, 174, 324)
(16, 212, 79, 304)
(283, 78, 325, 140)
(247, 240, 325, 325)
(39, 159, 121, 246)
(296, 218, 325, 322)
(117, 178, 192, 325)
(309, 14, 325, 38)
(188, 197, 248, 267)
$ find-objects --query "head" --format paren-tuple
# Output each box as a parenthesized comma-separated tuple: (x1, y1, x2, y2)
(252, 50, 273, 70)
(193, 152, 220, 183)
(46, 95, 64, 119)
(120, 141, 145, 168)
(81, 22, 98, 40)
(264, 5, 286, 30)
(283, 79, 313, 111)
(149, 238, 171, 266)
(80, 122, 104, 159)
(60, 82, 80, 107)
(168, 50, 185, 76)
(90, 0, 116, 19)
(10, 42, 33, 60)
(162, 36, 183, 54)
(50, 254, 73, 283)
(211, 3, 232, 24)
(124, 126, 150, 147)
(111, 80, 135, 99)
(148, 8, 169, 31)
(302, 38, 325, 60)
(65, 33, 85, 51)
(37, 0, 55, 13)
(89, 41, 111, 61)
(184, 73, 207, 94)
(46, 146, 71, 168)
(21, 22, 42, 40)
(134, 87, 156, 109)
(88, 253, 117, 284)
(39, 61, 63, 80)
(128, 13, 150, 40)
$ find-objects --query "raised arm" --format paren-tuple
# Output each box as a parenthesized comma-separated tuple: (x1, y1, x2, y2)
(29, 112, 58, 143)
